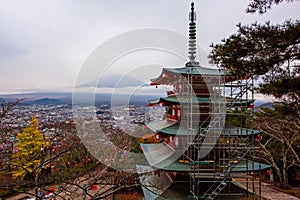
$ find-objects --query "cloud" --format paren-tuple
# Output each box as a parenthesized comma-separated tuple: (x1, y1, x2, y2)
(79, 74, 146, 88)
(0, 0, 300, 92)
(0, 39, 27, 59)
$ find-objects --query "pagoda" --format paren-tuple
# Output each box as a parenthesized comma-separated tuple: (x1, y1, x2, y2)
(137, 3, 270, 200)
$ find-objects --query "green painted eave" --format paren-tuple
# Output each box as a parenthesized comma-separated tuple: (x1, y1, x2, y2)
(223, 128, 261, 137)
(156, 160, 270, 172)
(158, 124, 260, 137)
(148, 96, 254, 106)
(164, 66, 226, 76)
(231, 160, 270, 172)
(148, 96, 211, 105)
(145, 119, 177, 132)
(159, 124, 198, 135)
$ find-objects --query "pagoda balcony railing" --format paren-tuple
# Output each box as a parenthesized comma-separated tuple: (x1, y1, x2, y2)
(166, 90, 177, 97)
(166, 114, 179, 121)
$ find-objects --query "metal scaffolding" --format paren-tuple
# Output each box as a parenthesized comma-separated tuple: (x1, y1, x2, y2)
(139, 2, 268, 200)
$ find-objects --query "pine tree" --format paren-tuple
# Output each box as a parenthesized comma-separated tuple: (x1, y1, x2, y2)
(210, 0, 300, 188)
(247, 0, 294, 14)
(210, 20, 300, 112)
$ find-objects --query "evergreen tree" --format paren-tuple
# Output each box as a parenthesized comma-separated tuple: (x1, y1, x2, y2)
(247, 0, 294, 14)
(210, 17, 300, 112)
(210, 0, 300, 188)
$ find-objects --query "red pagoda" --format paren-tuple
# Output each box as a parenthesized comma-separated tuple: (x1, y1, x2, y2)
(137, 3, 269, 200)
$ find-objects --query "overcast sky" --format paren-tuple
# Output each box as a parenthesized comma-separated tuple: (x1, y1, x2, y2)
(0, 0, 299, 94)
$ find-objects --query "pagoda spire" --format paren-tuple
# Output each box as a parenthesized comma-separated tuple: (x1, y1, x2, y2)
(186, 2, 199, 67)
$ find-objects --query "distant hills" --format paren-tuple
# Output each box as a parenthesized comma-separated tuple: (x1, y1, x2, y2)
(0, 92, 71, 105)
(27, 98, 64, 105)
(0, 90, 273, 107)
(0, 92, 161, 106)
(0, 73, 153, 105)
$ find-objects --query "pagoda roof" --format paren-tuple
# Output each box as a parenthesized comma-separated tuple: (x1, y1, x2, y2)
(136, 165, 173, 200)
(163, 66, 225, 76)
(227, 99, 255, 107)
(156, 159, 270, 172)
(145, 119, 177, 133)
(159, 123, 198, 135)
(150, 66, 227, 85)
(224, 128, 261, 137)
(148, 96, 211, 106)
(228, 159, 270, 172)
(148, 96, 254, 107)
(156, 123, 260, 137)
(140, 142, 184, 168)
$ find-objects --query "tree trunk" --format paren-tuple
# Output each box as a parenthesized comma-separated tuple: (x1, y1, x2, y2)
(282, 151, 289, 189)
(34, 173, 39, 200)
(273, 165, 283, 186)
(266, 150, 283, 187)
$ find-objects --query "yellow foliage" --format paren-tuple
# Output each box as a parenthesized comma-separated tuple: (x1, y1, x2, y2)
(11, 116, 50, 179)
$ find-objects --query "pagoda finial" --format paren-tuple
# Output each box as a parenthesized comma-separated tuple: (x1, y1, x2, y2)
(190, 2, 195, 22)
(187, 2, 198, 67)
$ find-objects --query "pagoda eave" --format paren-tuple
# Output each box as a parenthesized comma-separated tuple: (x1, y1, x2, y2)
(155, 159, 270, 172)
(148, 96, 211, 107)
(144, 119, 177, 133)
(154, 125, 261, 137)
